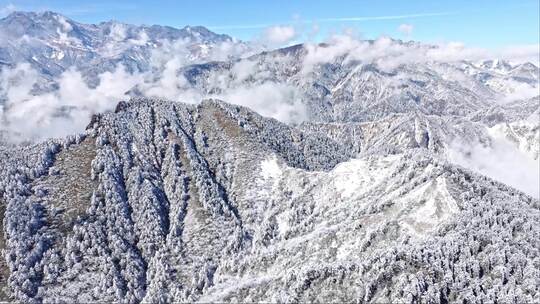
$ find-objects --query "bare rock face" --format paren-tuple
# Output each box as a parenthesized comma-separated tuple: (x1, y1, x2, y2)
(0, 98, 538, 303)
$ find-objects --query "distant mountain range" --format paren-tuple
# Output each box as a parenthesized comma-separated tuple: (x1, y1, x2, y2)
(175, 43, 539, 122)
(0, 11, 233, 77)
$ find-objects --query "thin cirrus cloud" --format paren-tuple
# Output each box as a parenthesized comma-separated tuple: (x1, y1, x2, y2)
(208, 11, 453, 30)
(317, 12, 453, 22)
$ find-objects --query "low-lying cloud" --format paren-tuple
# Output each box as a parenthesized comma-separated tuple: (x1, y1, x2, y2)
(0, 31, 538, 143)
(302, 33, 540, 73)
(0, 64, 141, 141)
(0, 3, 16, 17)
(448, 135, 540, 199)
(0, 38, 305, 142)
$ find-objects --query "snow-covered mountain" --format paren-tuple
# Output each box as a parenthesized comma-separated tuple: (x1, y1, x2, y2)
(0, 10, 252, 98)
(174, 43, 538, 123)
(0, 99, 538, 303)
(0, 11, 539, 304)
(0, 98, 538, 302)
(0, 11, 234, 76)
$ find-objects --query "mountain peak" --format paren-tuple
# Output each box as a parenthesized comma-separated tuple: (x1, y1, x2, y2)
(38, 10, 67, 18)
(180, 24, 232, 42)
(1, 10, 36, 21)
(478, 59, 514, 72)
(2, 10, 69, 22)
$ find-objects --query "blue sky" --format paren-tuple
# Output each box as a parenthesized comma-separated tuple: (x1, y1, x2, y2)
(1, 0, 539, 48)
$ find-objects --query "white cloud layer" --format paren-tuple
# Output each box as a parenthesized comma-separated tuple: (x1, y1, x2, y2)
(497, 44, 540, 65)
(0, 64, 141, 141)
(302, 35, 540, 74)
(0, 32, 537, 143)
(448, 136, 540, 198)
(0, 38, 304, 141)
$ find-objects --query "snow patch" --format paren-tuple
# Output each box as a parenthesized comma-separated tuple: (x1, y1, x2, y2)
(399, 176, 460, 237)
(331, 155, 400, 199)
(276, 210, 290, 235)
(260, 156, 282, 180)
(50, 50, 65, 60)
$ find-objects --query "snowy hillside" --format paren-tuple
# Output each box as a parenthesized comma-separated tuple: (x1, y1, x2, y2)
(0, 99, 538, 303)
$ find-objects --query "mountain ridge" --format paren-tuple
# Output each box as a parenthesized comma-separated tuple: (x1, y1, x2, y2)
(0, 98, 538, 302)
(0, 10, 235, 80)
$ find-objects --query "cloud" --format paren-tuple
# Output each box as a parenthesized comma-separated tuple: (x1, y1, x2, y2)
(425, 42, 540, 65)
(495, 79, 540, 103)
(129, 30, 149, 46)
(497, 44, 540, 65)
(0, 3, 16, 17)
(55, 15, 73, 32)
(143, 57, 192, 101)
(302, 35, 418, 72)
(142, 50, 306, 123)
(263, 25, 297, 45)
(0, 64, 142, 142)
(0, 30, 537, 143)
(398, 23, 413, 36)
(230, 59, 259, 82)
(109, 23, 127, 41)
(211, 82, 306, 123)
(448, 134, 540, 198)
(302, 34, 540, 74)
(206, 40, 258, 61)
(0, 37, 304, 141)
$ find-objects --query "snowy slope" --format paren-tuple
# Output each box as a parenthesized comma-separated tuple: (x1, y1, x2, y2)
(0, 99, 538, 303)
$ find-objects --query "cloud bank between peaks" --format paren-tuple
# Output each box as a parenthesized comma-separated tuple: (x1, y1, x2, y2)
(0, 31, 538, 143)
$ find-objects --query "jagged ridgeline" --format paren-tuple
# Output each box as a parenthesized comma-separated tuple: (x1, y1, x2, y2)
(0, 98, 538, 303)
